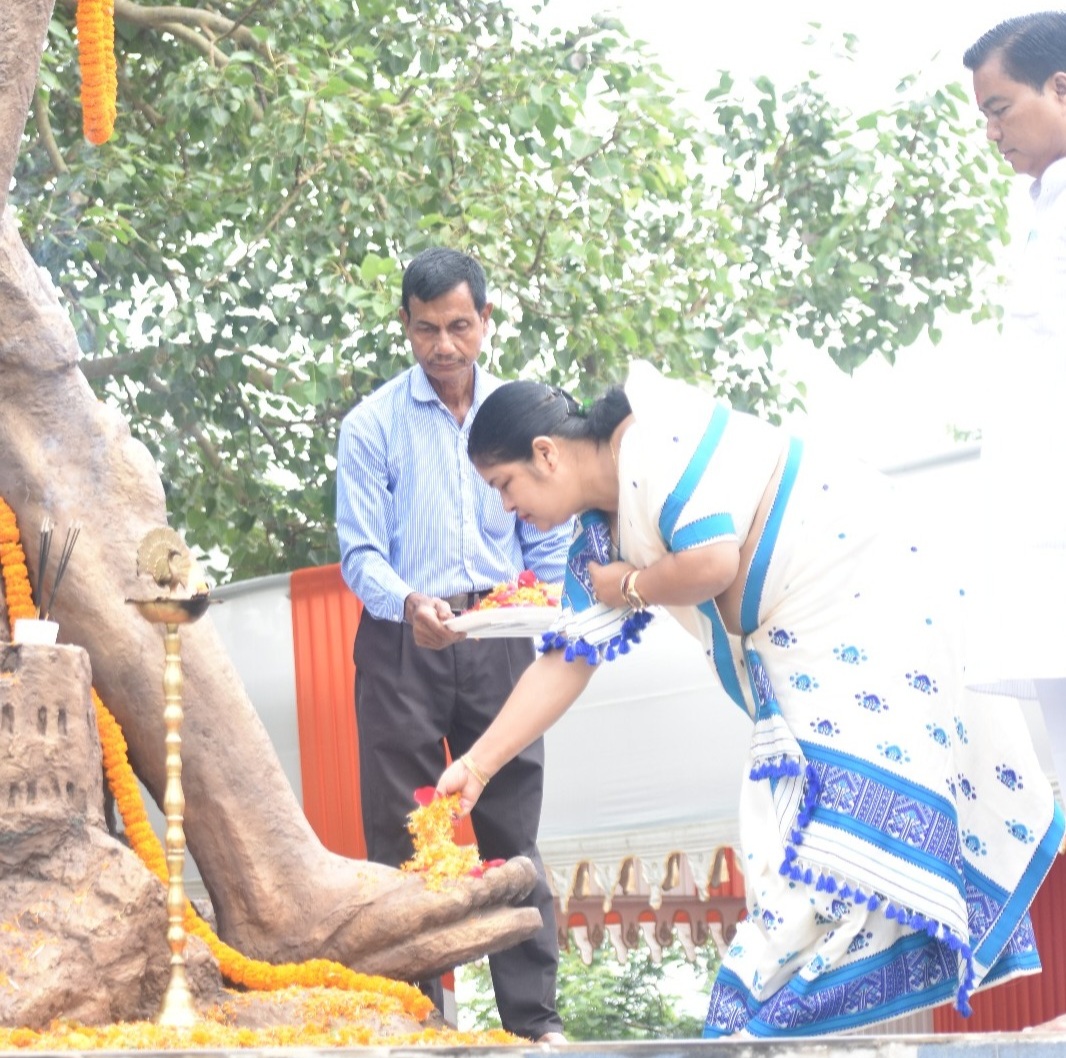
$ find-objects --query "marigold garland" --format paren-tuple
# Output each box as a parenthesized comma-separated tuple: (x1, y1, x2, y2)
(93, 664, 432, 1012)
(76, 0, 118, 144)
(0, 500, 36, 623)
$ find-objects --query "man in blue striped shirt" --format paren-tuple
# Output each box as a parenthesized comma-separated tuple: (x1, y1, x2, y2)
(336, 247, 570, 1042)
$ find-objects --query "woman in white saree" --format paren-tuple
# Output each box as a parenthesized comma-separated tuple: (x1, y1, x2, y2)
(437, 360, 1062, 1038)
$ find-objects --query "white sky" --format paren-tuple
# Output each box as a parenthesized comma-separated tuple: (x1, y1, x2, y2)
(512, 0, 1052, 465)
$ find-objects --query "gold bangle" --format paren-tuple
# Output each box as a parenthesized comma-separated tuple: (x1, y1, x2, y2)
(620, 569, 647, 611)
(460, 752, 491, 787)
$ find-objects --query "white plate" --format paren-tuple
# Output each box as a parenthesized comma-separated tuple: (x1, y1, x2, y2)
(445, 606, 560, 639)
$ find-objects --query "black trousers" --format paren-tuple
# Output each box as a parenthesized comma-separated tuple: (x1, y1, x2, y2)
(354, 613, 563, 1040)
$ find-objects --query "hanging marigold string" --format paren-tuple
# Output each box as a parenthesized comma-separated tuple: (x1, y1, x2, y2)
(76, 0, 118, 144)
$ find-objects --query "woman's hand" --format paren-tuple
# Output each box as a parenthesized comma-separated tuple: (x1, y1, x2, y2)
(435, 651, 598, 816)
(437, 757, 485, 816)
(588, 559, 634, 608)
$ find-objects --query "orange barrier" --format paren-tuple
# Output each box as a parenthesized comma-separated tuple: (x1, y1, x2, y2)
(289, 564, 474, 857)
(290, 564, 366, 859)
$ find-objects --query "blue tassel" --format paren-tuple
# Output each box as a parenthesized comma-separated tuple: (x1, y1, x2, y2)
(778, 860, 791, 876)
(884, 904, 897, 920)
(838, 884, 852, 899)
(823, 877, 837, 893)
(803, 869, 814, 885)
(784, 846, 798, 862)
(866, 894, 880, 912)
(541, 611, 656, 666)
(750, 756, 804, 782)
(815, 874, 827, 892)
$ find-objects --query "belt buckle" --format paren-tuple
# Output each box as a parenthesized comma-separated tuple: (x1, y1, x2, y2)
(447, 589, 488, 614)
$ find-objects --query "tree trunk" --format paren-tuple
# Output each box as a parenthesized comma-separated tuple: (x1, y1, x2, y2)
(0, 6, 539, 983)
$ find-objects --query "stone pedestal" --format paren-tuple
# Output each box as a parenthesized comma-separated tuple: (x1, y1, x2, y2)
(0, 642, 220, 1028)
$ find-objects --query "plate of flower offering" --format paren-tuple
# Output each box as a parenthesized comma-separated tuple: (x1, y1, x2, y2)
(445, 571, 562, 639)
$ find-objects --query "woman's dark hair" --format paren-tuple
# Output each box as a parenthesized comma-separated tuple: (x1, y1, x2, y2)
(468, 380, 632, 465)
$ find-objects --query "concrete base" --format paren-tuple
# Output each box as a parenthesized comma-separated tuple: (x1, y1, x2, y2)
(8, 1033, 1060, 1058)
(423, 1037, 1065, 1057)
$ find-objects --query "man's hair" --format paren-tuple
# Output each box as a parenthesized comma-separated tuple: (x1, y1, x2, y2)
(963, 11, 1066, 90)
(400, 247, 488, 315)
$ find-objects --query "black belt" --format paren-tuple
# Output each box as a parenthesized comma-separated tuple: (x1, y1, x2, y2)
(444, 588, 493, 614)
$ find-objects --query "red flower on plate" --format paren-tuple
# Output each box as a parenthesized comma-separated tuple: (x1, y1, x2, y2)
(516, 569, 536, 587)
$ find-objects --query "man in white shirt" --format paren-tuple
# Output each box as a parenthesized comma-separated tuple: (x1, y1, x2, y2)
(963, 15, 1066, 814)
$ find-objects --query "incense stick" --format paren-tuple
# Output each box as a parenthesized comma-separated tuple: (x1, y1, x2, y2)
(43, 522, 81, 622)
(35, 517, 54, 618)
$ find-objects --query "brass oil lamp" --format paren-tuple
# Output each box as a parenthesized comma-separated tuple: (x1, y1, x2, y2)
(127, 528, 213, 1027)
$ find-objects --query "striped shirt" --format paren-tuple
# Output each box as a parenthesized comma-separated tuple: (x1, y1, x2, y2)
(336, 362, 572, 621)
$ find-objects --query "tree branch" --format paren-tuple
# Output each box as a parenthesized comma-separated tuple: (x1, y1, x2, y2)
(32, 88, 68, 177)
(113, 0, 272, 60)
(79, 348, 157, 382)
(156, 19, 229, 67)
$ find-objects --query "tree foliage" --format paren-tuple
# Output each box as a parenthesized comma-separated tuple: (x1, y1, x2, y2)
(457, 938, 721, 1040)
(12, 0, 1009, 580)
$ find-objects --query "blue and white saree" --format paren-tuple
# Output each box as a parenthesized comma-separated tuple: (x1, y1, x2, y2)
(550, 361, 1063, 1038)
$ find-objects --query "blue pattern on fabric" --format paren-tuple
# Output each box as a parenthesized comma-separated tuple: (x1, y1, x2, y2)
(651, 400, 749, 712)
(671, 512, 736, 550)
(970, 801, 1063, 966)
(975, 916, 1040, 987)
(704, 931, 961, 1038)
(741, 437, 803, 636)
(799, 742, 966, 889)
(704, 900, 1042, 1037)
(659, 403, 731, 540)
(538, 509, 655, 665)
(748, 649, 782, 719)
(699, 599, 748, 714)
(748, 707, 1061, 1026)
(562, 511, 612, 613)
